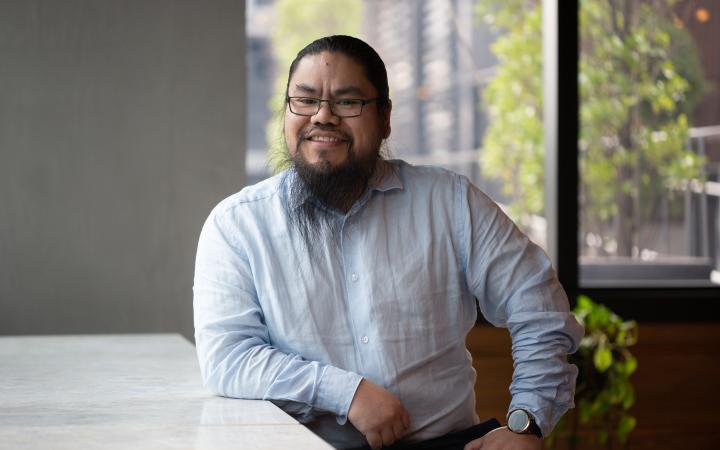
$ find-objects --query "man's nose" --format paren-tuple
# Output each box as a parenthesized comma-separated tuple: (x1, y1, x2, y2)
(312, 101, 341, 125)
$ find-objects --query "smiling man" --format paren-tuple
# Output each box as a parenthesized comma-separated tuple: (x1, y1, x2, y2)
(193, 35, 584, 450)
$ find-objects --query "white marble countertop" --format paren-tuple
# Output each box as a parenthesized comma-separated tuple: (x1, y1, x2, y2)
(0, 334, 334, 449)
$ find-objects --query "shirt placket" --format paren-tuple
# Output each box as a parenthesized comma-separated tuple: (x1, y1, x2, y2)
(339, 205, 383, 383)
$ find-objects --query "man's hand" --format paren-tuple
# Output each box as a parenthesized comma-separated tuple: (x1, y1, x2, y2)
(347, 379, 410, 449)
(464, 426, 542, 450)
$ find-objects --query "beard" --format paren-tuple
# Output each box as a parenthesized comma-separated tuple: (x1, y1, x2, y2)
(280, 125, 383, 252)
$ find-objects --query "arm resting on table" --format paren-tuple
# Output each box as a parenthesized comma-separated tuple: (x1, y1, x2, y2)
(193, 210, 362, 423)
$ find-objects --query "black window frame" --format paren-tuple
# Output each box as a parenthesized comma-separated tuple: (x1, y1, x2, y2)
(555, 1, 720, 321)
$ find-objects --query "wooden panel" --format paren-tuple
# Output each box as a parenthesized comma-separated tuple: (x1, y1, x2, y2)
(466, 323, 720, 449)
(466, 324, 513, 423)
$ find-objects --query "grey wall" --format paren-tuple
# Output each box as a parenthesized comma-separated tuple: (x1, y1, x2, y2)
(0, 0, 246, 340)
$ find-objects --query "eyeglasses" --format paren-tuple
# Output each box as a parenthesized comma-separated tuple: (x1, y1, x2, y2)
(286, 96, 381, 118)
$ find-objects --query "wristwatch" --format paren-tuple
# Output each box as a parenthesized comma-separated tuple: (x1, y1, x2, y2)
(507, 408, 543, 439)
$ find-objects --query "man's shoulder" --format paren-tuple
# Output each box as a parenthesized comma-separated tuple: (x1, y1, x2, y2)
(389, 159, 468, 189)
(211, 172, 285, 218)
(388, 159, 497, 211)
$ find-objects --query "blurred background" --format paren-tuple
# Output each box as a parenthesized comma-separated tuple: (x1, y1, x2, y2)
(2, 0, 719, 334)
(248, 0, 720, 287)
(2, 0, 719, 345)
(2, 1, 719, 448)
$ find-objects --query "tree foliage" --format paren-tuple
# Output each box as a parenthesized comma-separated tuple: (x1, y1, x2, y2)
(476, 0, 707, 255)
(579, 0, 705, 256)
(266, 0, 363, 172)
(475, 0, 544, 226)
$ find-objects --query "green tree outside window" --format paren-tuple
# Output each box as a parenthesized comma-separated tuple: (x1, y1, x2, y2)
(476, 0, 707, 257)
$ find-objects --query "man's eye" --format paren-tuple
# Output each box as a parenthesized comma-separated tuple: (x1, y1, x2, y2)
(297, 98, 319, 105)
(335, 99, 361, 106)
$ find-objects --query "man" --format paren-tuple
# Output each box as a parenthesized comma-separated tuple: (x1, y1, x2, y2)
(194, 35, 584, 450)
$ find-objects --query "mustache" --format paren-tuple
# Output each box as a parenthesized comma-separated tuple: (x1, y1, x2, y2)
(297, 125, 352, 143)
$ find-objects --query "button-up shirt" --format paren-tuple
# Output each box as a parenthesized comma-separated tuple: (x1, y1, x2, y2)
(193, 159, 584, 449)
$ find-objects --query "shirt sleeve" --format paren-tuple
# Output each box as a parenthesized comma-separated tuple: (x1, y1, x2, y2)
(457, 177, 585, 437)
(192, 206, 363, 424)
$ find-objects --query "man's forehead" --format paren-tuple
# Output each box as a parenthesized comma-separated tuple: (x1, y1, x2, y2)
(289, 52, 374, 95)
(292, 82, 365, 97)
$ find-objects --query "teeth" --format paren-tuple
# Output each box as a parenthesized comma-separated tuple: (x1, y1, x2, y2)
(310, 136, 342, 142)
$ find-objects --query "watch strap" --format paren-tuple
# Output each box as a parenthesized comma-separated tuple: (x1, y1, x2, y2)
(527, 420, 543, 439)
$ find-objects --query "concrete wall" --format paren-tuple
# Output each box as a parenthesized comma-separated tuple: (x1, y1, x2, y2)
(0, 0, 246, 340)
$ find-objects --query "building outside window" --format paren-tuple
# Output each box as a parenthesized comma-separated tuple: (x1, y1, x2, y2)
(246, 0, 720, 290)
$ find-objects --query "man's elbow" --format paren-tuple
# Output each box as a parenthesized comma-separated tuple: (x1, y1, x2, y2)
(195, 335, 263, 400)
(198, 357, 249, 399)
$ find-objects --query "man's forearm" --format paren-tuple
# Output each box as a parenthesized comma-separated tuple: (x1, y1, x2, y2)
(193, 207, 364, 422)
(506, 310, 583, 436)
(195, 330, 363, 421)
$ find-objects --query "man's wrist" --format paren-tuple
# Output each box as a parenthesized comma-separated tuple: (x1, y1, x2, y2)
(526, 420, 543, 439)
(314, 366, 363, 423)
(507, 408, 543, 439)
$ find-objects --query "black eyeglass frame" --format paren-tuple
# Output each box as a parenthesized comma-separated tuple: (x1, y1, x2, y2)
(286, 96, 382, 118)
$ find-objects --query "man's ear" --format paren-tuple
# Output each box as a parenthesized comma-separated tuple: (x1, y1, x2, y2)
(382, 99, 392, 139)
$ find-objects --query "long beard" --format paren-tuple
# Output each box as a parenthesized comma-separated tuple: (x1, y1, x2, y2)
(280, 131, 381, 253)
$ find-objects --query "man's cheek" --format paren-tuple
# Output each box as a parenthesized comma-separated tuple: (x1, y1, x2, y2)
(287, 136, 303, 157)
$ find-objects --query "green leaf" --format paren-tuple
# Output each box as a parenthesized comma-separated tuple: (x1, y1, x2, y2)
(594, 346, 613, 372)
(625, 356, 638, 376)
(622, 385, 636, 410)
(579, 400, 593, 424)
(617, 415, 637, 443)
(577, 295, 593, 310)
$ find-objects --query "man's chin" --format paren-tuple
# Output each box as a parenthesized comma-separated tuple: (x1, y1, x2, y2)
(300, 152, 349, 173)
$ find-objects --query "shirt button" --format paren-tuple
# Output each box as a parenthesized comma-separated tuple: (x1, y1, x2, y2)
(361, 335, 369, 344)
(351, 273, 359, 282)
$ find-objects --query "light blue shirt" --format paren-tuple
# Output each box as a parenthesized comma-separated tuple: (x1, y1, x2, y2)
(193, 159, 584, 448)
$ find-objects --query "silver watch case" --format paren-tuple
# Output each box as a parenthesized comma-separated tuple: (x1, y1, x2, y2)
(507, 408, 533, 434)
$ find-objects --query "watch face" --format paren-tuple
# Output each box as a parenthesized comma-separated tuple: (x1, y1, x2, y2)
(508, 409, 530, 432)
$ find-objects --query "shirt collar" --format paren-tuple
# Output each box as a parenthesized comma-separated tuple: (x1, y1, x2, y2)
(367, 159, 404, 193)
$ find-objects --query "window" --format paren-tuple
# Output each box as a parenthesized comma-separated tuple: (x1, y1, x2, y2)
(556, 0, 720, 320)
(577, 0, 720, 289)
(246, 0, 548, 248)
(246, 0, 720, 317)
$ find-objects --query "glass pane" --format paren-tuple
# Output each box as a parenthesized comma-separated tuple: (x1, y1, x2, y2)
(578, 0, 720, 287)
(368, 0, 546, 248)
(246, 0, 546, 248)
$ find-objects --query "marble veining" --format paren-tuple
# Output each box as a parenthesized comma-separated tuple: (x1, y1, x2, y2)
(0, 334, 333, 449)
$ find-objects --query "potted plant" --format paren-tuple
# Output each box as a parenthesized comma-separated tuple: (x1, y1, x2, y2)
(546, 295, 638, 450)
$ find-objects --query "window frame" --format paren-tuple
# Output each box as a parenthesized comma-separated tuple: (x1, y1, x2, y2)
(553, 0, 720, 320)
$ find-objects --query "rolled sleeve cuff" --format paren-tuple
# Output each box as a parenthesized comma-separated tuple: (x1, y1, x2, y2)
(509, 391, 573, 438)
(314, 365, 363, 425)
